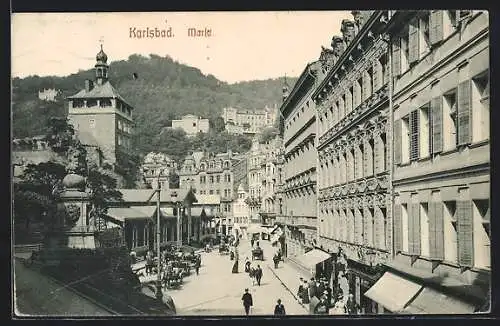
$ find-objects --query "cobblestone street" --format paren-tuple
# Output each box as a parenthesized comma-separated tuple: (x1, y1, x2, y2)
(168, 240, 307, 315)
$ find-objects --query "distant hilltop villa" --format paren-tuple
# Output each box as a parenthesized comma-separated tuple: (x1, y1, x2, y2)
(38, 88, 61, 102)
(222, 105, 278, 135)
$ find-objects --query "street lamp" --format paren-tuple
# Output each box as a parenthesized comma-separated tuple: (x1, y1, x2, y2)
(146, 169, 165, 301)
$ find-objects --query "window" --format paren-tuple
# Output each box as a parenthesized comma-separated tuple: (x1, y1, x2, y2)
(419, 13, 431, 56)
(380, 54, 389, 86)
(87, 99, 97, 107)
(472, 199, 490, 269)
(89, 119, 96, 129)
(409, 110, 420, 161)
(472, 72, 489, 142)
(419, 104, 431, 158)
(357, 77, 364, 104)
(365, 68, 373, 100)
(216, 189, 220, 195)
(100, 99, 112, 107)
(209, 190, 214, 195)
(193, 122, 196, 127)
(338, 97, 345, 121)
(409, 18, 421, 65)
(399, 116, 410, 164)
(117, 136, 122, 146)
(216, 175, 221, 183)
(443, 89, 458, 150)
(73, 100, 84, 108)
(443, 200, 458, 263)
(209, 176, 214, 183)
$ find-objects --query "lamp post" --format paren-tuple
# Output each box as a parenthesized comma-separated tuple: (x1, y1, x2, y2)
(146, 169, 165, 301)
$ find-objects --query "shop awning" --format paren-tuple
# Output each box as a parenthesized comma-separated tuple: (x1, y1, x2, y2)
(403, 287, 476, 314)
(247, 225, 268, 234)
(295, 249, 331, 269)
(363, 272, 423, 312)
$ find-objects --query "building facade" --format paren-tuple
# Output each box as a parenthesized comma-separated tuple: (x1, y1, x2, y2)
(171, 114, 210, 136)
(312, 11, 392, 313)
(177, 151, 236, 236)
(260, 136, 283, 226)
(382, 10, 490, 313)
(66, 45, 134, 186)
(140, 152, 178, 189)
(222, 106, 278, 135)
(38, 88, 61, 102)
(280, 61, 322, 260)
(232, 184, 251, 238)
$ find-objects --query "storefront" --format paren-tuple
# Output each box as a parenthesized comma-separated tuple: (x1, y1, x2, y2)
(290, 248, 333, 279)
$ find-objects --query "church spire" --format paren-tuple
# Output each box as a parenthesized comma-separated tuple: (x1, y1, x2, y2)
(95, 41, 109, 85)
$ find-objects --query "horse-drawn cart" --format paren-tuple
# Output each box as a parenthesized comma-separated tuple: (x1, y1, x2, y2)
(251, 247, 264, 260)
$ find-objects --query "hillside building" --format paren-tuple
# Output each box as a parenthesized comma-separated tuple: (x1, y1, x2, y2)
(222, 105, 278, 135)
(38, 88, 61, 102)
(172, 114, 209, 136)
(140, 152, 178, 189)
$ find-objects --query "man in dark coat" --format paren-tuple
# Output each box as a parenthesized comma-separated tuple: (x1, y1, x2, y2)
(297, 279, 304, 303)
(308, 278, 318, 299)
(194, 258, 201, 275)
(274, 299, 286, 315)
(301, 280, 310, 304)
(255, 265, 263, 286)
(241, 288, 253, 315)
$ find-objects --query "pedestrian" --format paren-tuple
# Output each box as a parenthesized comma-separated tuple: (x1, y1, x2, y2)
(256, 265, 263, 286)
(195, 258, 200, 275)
(241, 288, 253, 316)
(308, 278, 318, 299)
(146, 250, 154, 275)
(273, 254, 279, 269)
(345, 293, 358, 315)
(274, 299, 286, 315)
(302, 280, 310, 304)
(245, 258, 251, 273)
(297, 278, 305, 303)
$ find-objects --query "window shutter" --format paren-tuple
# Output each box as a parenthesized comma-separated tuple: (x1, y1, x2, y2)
(362, 72, 370, 101)
(457, 200, 474, 267)
(410, 110, 420, 161)
(348, 209, 355, 243)
(435, 202, 445, 260)
(392, 38, 401, 76)
(355, 208, 363, 244)
(457, 80, 472, 145)
(373, 61, 381, 91)
(407, 204, 415, 254)
(393, 204, 402, 253)
(429, 10, 444, 45)
(412, 202, 421, 255)
(394, 119, 402, 164)
(428, 202, 437, 259)
(374, 208, 384, 249)
(408, 20, 420, 64)
(374, 136, 383, 174)
(431, 97, 443, 153)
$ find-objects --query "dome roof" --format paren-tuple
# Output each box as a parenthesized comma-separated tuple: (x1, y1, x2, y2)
(96, 45, 108, 63)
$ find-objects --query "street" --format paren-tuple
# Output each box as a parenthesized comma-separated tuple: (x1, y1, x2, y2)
(167, 239, 307, 315)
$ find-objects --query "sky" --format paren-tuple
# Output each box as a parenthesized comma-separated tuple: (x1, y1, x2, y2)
(11, 11, 352, 83)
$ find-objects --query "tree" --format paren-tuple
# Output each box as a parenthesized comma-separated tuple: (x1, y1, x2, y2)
(86, 167, 124, 224)
(259, 127, 279, 144)
(45, 117, 76, 154)
(209, 116, 226, 133)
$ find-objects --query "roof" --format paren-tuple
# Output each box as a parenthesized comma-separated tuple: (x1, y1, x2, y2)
(106, 206, 156, 221)
(118, 189, 197, 204)
(193, 194, 220, 205)
(67, 81, 133, 109)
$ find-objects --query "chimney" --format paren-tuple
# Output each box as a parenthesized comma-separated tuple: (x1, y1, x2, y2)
(85, 79, 94, 92)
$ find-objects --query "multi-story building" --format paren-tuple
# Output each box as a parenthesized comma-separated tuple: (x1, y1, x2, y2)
(171, 114, 210, 136)
(280, 61, 322, 260)
(140, 152, 178, 189)
(260, 136, 283, 226)
(369, 10, 489, 313)
(231, 153, 248, 198)
(177, 150, 236, 236)
(66, 45, 135, 187)
(232, 184, 251, 239)
(312, 11, 392, 312)
(222, 105, 278, 135)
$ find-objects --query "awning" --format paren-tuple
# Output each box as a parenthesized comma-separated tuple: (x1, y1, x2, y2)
(247, 225, 268, 234)
(404, 287, 476, 314)
(363, 272, 423, 312)
(295, 249, 331, 269)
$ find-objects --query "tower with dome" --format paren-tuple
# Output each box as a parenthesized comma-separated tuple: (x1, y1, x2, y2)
(66, 45, 135, 186)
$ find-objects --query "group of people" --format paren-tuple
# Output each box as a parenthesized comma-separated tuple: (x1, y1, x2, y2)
(240, 288, 286, 316)
(296, 276, 333, 315)
(244, 258, 263, 286)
